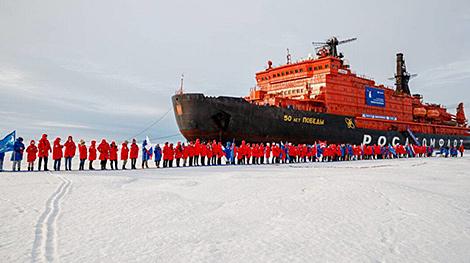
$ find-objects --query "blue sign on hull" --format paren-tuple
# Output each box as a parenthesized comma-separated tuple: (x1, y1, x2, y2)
(365, 86, 385, 107)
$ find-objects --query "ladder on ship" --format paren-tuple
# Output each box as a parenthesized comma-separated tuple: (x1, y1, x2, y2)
(406, 127, 421, 146)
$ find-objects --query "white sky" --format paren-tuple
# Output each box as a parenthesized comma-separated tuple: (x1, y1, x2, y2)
(1, 0, 469, 143)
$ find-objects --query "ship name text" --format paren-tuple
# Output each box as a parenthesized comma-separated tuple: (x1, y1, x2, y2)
(283, 115, 325, 125)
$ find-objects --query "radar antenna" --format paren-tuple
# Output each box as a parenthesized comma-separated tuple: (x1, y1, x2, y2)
(312, 36, 357, 58)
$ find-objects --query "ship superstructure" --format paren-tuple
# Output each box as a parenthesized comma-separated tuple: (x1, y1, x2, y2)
(248, 37, 467, 137)
(172, 36, 469, 148)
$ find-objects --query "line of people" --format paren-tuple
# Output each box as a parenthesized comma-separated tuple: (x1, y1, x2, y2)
(0, 135, 466, 172)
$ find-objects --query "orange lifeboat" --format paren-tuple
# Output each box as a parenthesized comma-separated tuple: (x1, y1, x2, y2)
(413, 107, 427, 117)
(427, 109, 440, 119)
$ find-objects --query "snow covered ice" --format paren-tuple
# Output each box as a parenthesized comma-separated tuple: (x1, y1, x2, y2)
(1, 157, 470, 262)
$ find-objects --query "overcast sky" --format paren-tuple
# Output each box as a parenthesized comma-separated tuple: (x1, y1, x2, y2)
(1, 0, 469, 143)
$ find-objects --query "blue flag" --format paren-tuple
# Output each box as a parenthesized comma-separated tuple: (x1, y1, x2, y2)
(0, 131, 16, 153)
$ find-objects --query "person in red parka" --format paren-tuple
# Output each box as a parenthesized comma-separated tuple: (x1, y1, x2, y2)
(251, 144, 258, 164)
(174, 142, 183, 167)
(37, 134, 51, 171)
(182, 143, 190, 167)
(324, 145, 332, 162)
(216, 142, 224, 165)
(64, 136, 76, 171)
(367, 145, 374, 159)
(194, 139, 201, 166)
(121, 140, 129, 169)
(373, 144, 381, 159)
(109, 141, 118, 170)
(259, 143, 265, 164)
(396, 144, 405, 158)
(199, 143, 207, 166)
(205, 143, 213, 166)
(52, 137, 63, 171)
(88, 140, 97, 170)
(26, 140, 38, 171)
(312, 144, 318, 162)
(78, 139, 87, 171)
(265, 143, 271, 164)
(245, 143, 252, 164)
(187, 142, 194, 166)
(130, 139, 139, 169)
(236, 144, 243, 164)
(458, 144, 464, 157)
(162, 142, 170, 168)
(97, 139, 110, 170)
(273, 144, 280, 163)
(211, 140, 218, 165)
(353, 145, 361, 160)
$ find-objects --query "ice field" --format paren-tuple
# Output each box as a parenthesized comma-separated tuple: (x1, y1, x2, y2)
(1, 156, 470, 262)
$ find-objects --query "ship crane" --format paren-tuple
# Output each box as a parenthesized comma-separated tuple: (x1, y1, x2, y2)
(312, 36, 357, 58)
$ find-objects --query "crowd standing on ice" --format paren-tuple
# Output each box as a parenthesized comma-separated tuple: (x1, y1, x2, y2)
(0, 133, 466, 172)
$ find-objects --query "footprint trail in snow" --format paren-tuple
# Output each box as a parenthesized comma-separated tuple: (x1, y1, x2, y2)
(31, 174, 72, 263)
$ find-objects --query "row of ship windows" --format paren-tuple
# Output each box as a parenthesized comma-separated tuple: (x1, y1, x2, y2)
(278, 88, 305, 95)
(329, 99, 411, 112)
(260, 64, 331, 81)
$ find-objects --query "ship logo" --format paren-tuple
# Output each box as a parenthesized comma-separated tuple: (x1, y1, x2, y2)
(345, 118, 356, 129)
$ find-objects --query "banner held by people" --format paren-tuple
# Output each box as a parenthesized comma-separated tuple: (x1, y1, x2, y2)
(0, 131, 16, 153)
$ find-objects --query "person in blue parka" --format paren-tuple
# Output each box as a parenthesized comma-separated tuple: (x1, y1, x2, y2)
(316, 144, 323, 160)
(224, 142, 232, 165)
(141, 140, 151, 169)
(11, 137, 25, 171)
(154, 144, 162, 168)
(388, 144, 397, 158)
(439, 146, 448, 157)
(450, 146, 458, 157)
(347, 144, 354, 160)
(340, 145, 346, 161)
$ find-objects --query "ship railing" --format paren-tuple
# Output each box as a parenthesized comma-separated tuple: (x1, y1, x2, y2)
(352, 72, 375, 81)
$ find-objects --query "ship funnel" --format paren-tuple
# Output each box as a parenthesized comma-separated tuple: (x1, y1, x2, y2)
(456, 102, 467, 127)
(395, 53, 411, 95)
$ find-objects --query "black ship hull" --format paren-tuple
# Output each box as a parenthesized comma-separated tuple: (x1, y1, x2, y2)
(172, 94, 470, 149)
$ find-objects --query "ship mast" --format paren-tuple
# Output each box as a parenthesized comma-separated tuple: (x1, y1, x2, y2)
(286, 48, 292, 64)
(177, 74, 184, 95)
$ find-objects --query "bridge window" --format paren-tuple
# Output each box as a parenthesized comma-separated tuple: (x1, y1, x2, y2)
(295, 69, 298, 73)
(308, 67, 312, 71)
(325, 64, 329, 69)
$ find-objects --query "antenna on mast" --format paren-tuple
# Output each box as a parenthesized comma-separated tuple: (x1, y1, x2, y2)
(286, 48, 292, 64)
